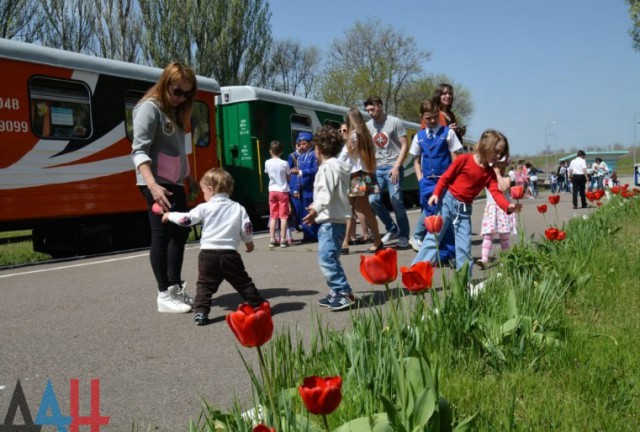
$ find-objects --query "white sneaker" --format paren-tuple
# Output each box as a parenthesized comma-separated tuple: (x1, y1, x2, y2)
(408, 237, 422, 252)
(157, 290, 192, 313)
(396, 237, 410, 249)
(169, 282, 194, 306)
(381, 231, 399, 243)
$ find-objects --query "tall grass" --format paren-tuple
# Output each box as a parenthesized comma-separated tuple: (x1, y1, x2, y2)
(194, 192, 640, 431)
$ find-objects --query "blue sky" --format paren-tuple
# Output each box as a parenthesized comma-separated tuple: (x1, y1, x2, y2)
(270, 0, 640, 157)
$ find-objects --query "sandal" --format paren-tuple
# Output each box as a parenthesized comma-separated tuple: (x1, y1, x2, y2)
(367, 242, 384, 253)
(340, 247, 350, 255)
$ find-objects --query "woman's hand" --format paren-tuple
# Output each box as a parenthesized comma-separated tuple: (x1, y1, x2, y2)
(149, 183, 172, 211)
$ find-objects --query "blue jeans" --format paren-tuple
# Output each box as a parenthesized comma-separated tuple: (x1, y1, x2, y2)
(318, 223, 351, 296)
(368, 165, 410, 238)
(413, 190, 473, 277)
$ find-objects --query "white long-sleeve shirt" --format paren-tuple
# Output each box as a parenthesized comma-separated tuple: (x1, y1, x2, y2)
(167, 193, 252, 250)
(310, 157, 352, 224)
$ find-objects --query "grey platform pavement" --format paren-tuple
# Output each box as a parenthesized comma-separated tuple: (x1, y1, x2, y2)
(0, 190, 596, 430)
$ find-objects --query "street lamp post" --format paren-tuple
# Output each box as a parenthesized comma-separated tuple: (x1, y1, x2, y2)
(548, 133, 558, 165)
(545, 121, 558, 174)
(634, 111, 640, 168)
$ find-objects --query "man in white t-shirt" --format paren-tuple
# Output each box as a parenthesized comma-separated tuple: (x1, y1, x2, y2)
(568, 150, 588, 209)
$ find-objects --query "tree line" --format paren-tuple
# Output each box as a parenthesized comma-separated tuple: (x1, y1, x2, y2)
(1, 0, 473, 123)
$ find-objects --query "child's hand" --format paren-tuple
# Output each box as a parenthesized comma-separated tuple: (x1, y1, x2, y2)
(303, 207, 317, 225)
(427, 195, 439, 207)
(245, 241, 254, 253)
(508, 203, 523, 213)
(161, 212, 170, 223)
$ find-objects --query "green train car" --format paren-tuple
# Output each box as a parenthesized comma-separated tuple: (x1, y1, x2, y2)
(216, 86, 421, 228)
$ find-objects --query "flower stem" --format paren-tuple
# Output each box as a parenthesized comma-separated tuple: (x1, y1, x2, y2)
(322, 414, 331, 431)
(257, 346, 278, 427)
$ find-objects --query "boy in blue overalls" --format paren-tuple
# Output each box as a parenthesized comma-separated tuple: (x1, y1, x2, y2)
(409, 99, 463, 264)
(293, 132, 319, 242)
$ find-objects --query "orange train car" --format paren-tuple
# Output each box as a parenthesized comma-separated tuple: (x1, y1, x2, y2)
(0, 39, 220, 256)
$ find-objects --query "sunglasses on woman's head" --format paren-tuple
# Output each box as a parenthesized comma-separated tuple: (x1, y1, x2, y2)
(170, 83, 194, 98)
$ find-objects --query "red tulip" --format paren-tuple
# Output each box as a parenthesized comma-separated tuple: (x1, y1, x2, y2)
(400, 261, 434, 293)
(299, 376, 342, 415)
(556, 231, 566, 241)
(548, 195, 560, 205)
(424, 215, 443, 234)
(226, 302, 273, 348)
(545, 228, 559, 241)
(594, 190, 604, 200)
(253, 426, 276, 432)
(596, 201, 602, 207)
(611, 185, 620, 194)
(536, 204, 548, 214)
(586, 191, 596, 202)
(510, 185, 524, 200)
(360, 247, 397, 285)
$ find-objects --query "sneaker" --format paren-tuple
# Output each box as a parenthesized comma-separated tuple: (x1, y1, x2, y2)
(396, 237, 410, 250)
(157, 291, 192, 313)
(408, 237, 422, 252)
(328, 294, 355, 311)
(381, 231, 399, 244)
(269, 240, 277, 248)
(194, 312, 208, 326)
(318, 294, 333, 307)
(169, 282, 194, 306)
(280, 241, 288, 248)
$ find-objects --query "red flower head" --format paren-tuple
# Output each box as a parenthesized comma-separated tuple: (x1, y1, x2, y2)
(596, 201, 603, 207)
(548, 194, 560, 205)
(400, 261, 434, 293)
(621, 190, 630, 199)
(537, 204, 548, 214)
(253, 426, 276, 432)
(510, 185, 525, 200)
(594, 190, 605, 200)
(586, 191, 596, 202)
(226, 302, 273, 348)
(545, 228, 559, 241)
(611, 185, 621, 195)
(556, 231, 566, 241)
(299, 376, 342, 415)
(360, 247, 397, 285)
(424, 215, 444, 234)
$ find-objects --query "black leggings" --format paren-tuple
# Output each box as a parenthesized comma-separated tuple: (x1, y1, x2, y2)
(140, 185, 190, 292)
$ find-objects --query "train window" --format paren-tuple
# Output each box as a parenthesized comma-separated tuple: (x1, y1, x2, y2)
(324, 120, 342, 130)
(29, 77, 92, 139)
(290, 114, 312, 147)
(191, 101, 210, 148)
(124, 91, 144, 140)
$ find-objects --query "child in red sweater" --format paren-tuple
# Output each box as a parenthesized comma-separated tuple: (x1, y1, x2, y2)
(412, 130, 521, 275)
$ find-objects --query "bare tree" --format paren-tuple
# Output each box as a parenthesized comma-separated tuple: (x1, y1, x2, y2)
(94, 0, 142, 62)
(0, 0, 39, 40)
(320, 18, 426, 115)
(35, 0, 97, 52)
(264, 39, 320, 97)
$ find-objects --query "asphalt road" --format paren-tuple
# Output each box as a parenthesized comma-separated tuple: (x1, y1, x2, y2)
(0, 188, 607, 431)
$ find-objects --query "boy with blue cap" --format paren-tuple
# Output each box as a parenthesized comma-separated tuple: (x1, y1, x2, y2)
(293, 131, 319, 242)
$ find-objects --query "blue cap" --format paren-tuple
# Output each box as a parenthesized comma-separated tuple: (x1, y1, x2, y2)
(296, 132, 313, 143)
